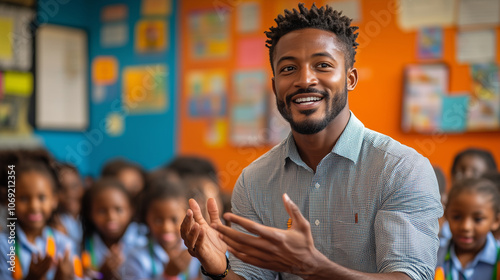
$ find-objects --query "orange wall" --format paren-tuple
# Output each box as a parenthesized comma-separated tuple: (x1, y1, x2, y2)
(179, 0, 500, 192)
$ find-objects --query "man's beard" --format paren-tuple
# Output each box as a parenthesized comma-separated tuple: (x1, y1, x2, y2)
(276, 84, 348, 135)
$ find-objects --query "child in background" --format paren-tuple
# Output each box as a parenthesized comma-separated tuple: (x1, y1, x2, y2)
(101, 158, 147, 199)
(167, 156, 225, 221)
(435, 178, 500, 280)
(56, 162, 85, 250)
(0, 151, 78, 280)
(123, 172, 201, 280)
(451, 148, 498, 183)
(483, 171, 500, 241)
(81, 178, 147, 280)
(434, 166, 451, 248)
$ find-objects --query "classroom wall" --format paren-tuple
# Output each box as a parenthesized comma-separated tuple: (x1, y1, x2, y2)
(35, 0, 178, 177)
(178, 0, 500, 191)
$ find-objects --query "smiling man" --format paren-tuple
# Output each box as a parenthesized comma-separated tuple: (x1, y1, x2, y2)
(180, 3, 443, 280)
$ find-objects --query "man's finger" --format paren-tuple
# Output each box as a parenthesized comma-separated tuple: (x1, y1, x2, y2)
(207, 198, 222, 225)
(185, 222, 200, 255)
(220, 230, 277, 262)
(181, 209, 195, 241)
(189, 198, 208, 225)
(220, 213, 282, 242)
(283, 193, 308, 231)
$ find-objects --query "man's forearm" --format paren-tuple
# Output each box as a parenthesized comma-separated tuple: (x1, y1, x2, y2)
(308, 257, 412, 280)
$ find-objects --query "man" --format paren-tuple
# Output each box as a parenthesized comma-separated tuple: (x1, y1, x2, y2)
(181, 3, 442, 280)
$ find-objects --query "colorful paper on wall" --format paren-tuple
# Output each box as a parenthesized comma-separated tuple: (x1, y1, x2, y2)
(440, 94, 469, 132)
(4, 71, 32, 97)
(0, 17, 13, 60)
(101, 23, 128, 48)
(467, 63, 500, 130)
(142, 0, 171, 16)
(231, 71, 267, 146)
(402, 64, 448, 133)
(236, 37, 266, 68)
(237, 2, 260, 33)
(92, 56, 118, 85)
(457, 29, 496, 63)
(187, 70, 227, 117)
(188, 11, 230, 59)
(135, 20, 168, 53)
(122, 64, 168, 114)
(418, 27, 443, 59)
(205, 118, 227, 147)
(101, 4, 128, 22)
(105, 112, 124, 136)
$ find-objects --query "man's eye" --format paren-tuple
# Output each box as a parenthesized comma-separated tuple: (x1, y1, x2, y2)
(281, 66, 295, 72)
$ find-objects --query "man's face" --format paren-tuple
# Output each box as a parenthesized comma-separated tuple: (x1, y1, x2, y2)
(272, 28, 356, 135)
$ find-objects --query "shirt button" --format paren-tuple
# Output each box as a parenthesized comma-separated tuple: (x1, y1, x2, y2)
(314, 183, 320, 189)
(315, 219, 320, 226)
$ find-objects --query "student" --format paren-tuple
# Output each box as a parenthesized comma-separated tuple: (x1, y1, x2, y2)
(451, 148, 498, 183)
(122, 174, 201, 280)
(435, 178, 500, 280)
(483, 171, 500, 241)
(101, 158, 147, 199)
(56, 162, 85, 250)
(434, 166, 451, 248)
(181, 3, 442, 280)
(0, 155, 77, 280)
(80, 178, 147, 280)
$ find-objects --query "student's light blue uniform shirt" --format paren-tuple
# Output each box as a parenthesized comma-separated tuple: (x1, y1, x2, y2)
(85, 222, 147, 270)
(60, 213, 83, 251)
(437, 232, 498, 280)
(0, 225, 76, 280)
(122, 239, 201, 280)
(230, 112, 443, 280)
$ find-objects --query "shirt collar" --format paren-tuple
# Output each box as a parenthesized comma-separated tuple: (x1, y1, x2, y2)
(284, 111, 364, 166)
(450, 232, 498, 268)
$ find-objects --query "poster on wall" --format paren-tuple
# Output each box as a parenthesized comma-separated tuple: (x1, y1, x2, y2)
(122, 64, 168, 114)
(417, 27, 443, 60)
(0, 4, 34, 70)
(142, 0, 172, 16)
(467, 63, 500, 131)
(231, 71, 267, 146)
(188, 10, 230, 59)
(135, 20, 168, 53)
(186, 70, 227, 118)
(402, 64, 448, 133)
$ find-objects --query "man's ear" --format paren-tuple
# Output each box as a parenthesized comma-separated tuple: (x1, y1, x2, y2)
(272, 77, 277, 97)
(347, 68, 358, 91)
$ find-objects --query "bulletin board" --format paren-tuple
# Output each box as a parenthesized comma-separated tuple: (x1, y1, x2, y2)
(34, 24, 88, 131)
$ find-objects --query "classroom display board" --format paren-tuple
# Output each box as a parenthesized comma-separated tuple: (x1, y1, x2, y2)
(35, 24, 88, 131)
(0, 1, 43, 148)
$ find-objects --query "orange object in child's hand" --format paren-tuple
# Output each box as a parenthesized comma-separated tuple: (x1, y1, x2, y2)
(46, 236, 56, 258)
(81, 251, 91, 269)
(74, 256, 83, 278)
(434, 267, 445, 280)
(12, 256, 22, 279)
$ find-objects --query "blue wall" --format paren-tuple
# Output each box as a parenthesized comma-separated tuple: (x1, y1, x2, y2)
(35, 0, 178, 177)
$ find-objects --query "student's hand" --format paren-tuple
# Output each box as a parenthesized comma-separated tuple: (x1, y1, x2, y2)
(99, 244, 124, 280)
(180, 198, 227, 275)
(163, 247, 192, 277)
(54, 248, 74, 280)
(25, 253, 53, 280)
(212, 193, 328, 278)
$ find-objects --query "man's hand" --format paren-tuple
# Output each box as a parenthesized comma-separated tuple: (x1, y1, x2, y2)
(180, 198, 227, 275)
(212, 193, 327, 278)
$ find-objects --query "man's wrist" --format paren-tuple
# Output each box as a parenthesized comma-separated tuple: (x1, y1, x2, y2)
(201, 256, 230, 280)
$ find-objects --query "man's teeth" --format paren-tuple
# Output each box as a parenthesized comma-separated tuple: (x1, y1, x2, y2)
(295, 97, 322, 103)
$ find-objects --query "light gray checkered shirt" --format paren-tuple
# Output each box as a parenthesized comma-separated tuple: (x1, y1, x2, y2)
(230, 112, 443, 280)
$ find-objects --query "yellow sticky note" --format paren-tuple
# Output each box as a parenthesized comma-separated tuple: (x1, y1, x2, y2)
(92, 56, 118, 85)
(0, 17, 13, 59)
(4, 72, 33, 97)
